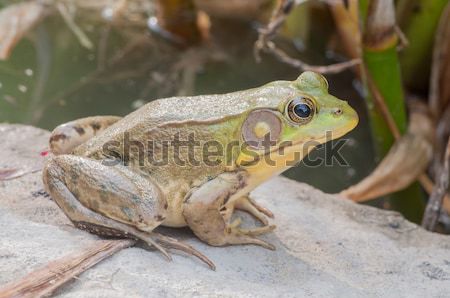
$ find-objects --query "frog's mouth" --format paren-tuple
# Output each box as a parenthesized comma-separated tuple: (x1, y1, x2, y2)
(266, 126, 356, 157)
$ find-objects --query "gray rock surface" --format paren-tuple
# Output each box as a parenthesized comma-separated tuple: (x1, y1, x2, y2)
(0, 124, 450, 297)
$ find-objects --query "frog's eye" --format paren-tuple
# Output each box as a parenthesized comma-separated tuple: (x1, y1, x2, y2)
(286, 97, 315, 124)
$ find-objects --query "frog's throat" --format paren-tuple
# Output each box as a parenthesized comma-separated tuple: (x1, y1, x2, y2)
(236, 126, 354, 181)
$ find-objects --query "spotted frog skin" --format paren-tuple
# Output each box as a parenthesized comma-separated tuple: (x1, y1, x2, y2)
(43, 72, 358, 269)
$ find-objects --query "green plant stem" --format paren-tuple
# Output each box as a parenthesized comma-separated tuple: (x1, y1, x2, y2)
(363, 47, 406, 155)
(360, 0, 424, 222)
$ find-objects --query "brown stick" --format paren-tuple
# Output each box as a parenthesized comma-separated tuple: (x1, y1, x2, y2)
(0, 167, 42, 181)
(0, 239, 135, 298)
(418, 175, 450, 215)
(254, 0, 294, 62)
(428, 2, 450, 119)
(263, 41, 361, 74)
(254, 0, 360, 74)
(422, 138, 450, 231)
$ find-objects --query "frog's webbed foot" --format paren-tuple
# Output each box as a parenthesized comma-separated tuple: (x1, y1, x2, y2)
(183, 172, 276, 251)
(236, 196, 274, 222)
(227, 217, 276, 237)
(212, 217, 275, 251)
(221, 196, 274, 226)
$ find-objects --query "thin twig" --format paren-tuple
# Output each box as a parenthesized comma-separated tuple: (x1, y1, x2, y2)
(265, 41, 361, 74)
(57, 2, 94, 50)
(422, 138, 450, 230)
(254, 0, 294, 62)
(395, 25, 409, 51)
(418, 175, 450, 214)
(254, 0, 359, 74)
(0, 167, 42, 180)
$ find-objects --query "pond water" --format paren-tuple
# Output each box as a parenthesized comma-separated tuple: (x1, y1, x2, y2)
(0, 10, 374, 194)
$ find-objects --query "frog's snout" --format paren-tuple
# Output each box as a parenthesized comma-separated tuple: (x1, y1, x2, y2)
(342, 103, 359, 130)
(329, 101, 359, 134)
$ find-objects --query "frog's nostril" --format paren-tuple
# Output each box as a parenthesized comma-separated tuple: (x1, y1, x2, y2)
(333, 108, 343, 116)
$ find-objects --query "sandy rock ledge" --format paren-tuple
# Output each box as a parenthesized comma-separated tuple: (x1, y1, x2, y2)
(0, 124, 450, 297)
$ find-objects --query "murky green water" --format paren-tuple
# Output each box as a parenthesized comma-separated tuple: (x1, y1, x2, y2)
(0, 11, 374, 194)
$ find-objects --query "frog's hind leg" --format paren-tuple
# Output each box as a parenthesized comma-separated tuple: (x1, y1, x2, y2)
(49, 116, 121, 155)
(42, 155, 215, 269)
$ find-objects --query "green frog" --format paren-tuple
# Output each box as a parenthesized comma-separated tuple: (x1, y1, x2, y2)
(43, 71, 358, 269)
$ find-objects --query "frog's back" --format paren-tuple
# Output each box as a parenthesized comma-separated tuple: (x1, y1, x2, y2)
(74, 82, 292, 156)
(120, 83, 285, 125)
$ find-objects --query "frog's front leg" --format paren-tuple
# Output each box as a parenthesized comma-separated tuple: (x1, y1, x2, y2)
(43, 155, 215, 269)
(183, 172, 275, 249)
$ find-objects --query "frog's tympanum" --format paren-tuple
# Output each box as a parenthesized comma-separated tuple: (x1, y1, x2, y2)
(43, 72, 358, 269)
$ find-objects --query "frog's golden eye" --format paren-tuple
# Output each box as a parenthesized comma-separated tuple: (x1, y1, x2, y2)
(286, 97, 315, 124)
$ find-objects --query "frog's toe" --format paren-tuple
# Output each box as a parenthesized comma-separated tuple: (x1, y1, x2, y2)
(226, 233, 276, 251)
(140, 234, 173, 261)
(152, 233, 216, 270)
(234, 224, 276, 237)
(234, 196, 274, 225)
(224, 217, 275, 248)
(225, 217, 275, 236)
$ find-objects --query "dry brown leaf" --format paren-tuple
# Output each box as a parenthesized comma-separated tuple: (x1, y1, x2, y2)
(154, 0, 201, 45)
(340, 101, 434, 202)
(0, 1, 47, 60)
(0, 239, 135, 298)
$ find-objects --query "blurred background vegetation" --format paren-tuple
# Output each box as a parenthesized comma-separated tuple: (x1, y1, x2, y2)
(0, 0, 449, 231)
